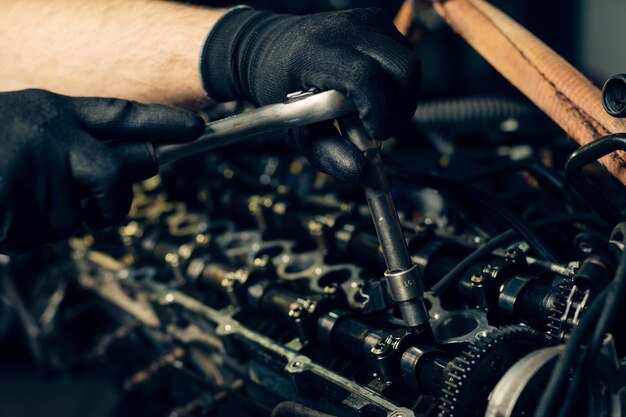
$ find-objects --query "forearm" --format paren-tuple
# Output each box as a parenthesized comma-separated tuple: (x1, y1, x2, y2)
(0, 0, 226, 108)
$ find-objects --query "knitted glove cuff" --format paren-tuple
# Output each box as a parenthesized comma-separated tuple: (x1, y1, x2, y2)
(199, 6, 263, 102)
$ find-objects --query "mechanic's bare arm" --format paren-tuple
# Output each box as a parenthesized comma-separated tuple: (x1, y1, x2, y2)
(0, 0, 422, 226)
(0, 2, 422, 255)
(0, 0, 226, 108)
(0, 0, 423, 184)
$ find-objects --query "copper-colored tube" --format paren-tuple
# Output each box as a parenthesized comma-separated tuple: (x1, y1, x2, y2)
(395, 0, 626, 185)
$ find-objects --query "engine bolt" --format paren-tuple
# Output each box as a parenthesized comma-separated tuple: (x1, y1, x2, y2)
(288, 303, 304, 318)
(578, 241, 593, 254)
(323, 283, 338, 294)
(371, 343, 389, 356)
(471, 273, 487, 284)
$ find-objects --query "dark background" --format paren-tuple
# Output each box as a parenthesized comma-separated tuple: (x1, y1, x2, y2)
(1, 1, 625, 416)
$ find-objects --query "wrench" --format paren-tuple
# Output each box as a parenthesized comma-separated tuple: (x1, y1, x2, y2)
(112, 89, 355, 182)
(113, 89, 431, 331)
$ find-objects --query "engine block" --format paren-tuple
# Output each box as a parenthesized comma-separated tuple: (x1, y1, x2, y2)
(3, 105, 626, 417)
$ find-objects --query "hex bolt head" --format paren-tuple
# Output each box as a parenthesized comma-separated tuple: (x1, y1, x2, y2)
(471, 273, 486, 284)
(371, 343, 389, 356)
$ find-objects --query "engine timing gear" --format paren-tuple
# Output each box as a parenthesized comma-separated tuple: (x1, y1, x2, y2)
(545, 277, 589, 342)
(438, 325, 549, 417)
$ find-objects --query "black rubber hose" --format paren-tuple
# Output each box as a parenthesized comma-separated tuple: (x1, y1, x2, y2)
(532, 285, 609, 417)
(387, 166, 561, 263)
(431, 232, 510, 296)
(430, 213, 606, 296)
(554, 223, 626, 417)
(564, 134, 626, 225)
(464, 159, 586, 214)
(463, 160, 565, 197)
(587, 223, 626, 360)
(413, 96, 544, 131)
(555, 368, 584, 417)
(271, 401, 336, 417)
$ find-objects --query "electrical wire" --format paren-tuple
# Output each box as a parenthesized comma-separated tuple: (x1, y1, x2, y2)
(387, 166, 561, 263)
(463, 160, 588, 219)
(431, 232, 509, 296)
(429, 213, 604, 296)
(587, 223, 626, 354)
(551, 223, 626, 417)
(463, 160, 565, 197)
(531, 285, 609, 417)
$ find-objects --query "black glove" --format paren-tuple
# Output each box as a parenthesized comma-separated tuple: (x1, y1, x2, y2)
(200, 7, 420, 183)
(0, 89, 204, 254)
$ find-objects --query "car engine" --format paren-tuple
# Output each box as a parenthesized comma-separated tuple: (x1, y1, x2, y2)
(2, 2, 626, 417)
(2, 86, 626, 417)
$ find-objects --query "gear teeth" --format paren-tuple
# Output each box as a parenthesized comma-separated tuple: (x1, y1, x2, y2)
(447, 362, 466, 373)
(437, 325, 548, 417)
(444, 381, 459, 390)
(546, 277, 575, 342)
(448, 372, 463, 381)
(456, 357, 471, 366)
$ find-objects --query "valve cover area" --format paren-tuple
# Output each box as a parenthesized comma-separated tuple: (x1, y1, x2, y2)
(2, 97, 625, 417)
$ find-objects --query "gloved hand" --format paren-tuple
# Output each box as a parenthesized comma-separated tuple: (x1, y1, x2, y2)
(200, 7, 420, 183)
(0, 89, 204, 254)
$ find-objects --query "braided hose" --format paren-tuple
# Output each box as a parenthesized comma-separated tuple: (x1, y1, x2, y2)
(413, 96, 543, 130)
(395, 0, 626, 185)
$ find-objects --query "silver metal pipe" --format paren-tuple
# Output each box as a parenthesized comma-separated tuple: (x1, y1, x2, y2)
(155, 89, 356, 166)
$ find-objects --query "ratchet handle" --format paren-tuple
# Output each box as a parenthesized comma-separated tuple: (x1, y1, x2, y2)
(108, 141, 159, 184)
(106, 90, 357, 189)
